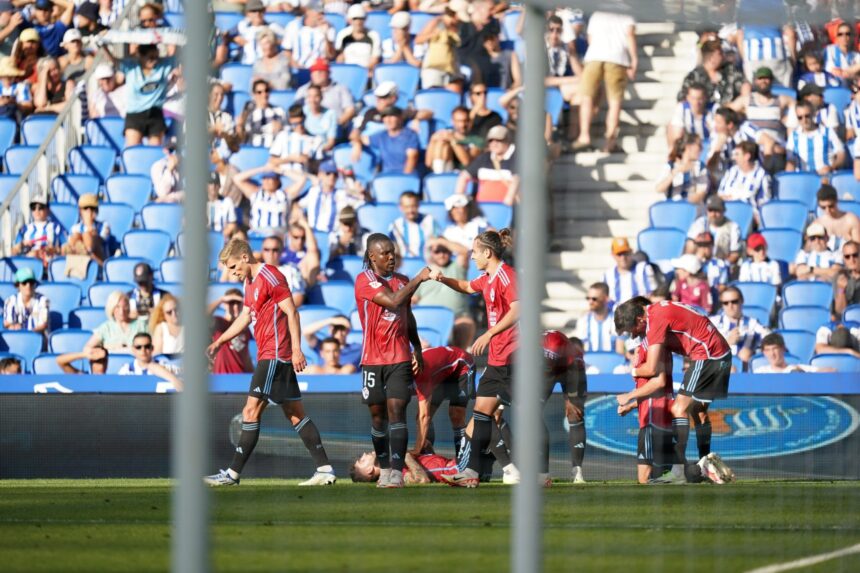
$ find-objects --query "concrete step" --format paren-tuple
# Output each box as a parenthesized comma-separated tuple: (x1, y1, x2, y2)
(557, 162, 661, 183)
(554, 218, 651, 237)
(635, 69, 687, 86)
(550, 178, 657, 195)
(567, 151, 667, 166)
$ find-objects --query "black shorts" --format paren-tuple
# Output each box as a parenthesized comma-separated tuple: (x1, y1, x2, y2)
(543, 365, 587, 403)
(249, 359, 301, 404)
(430, 369, 475, 408)
(125, 107, 167, 137)
(361, 361, 413, 405)
(637, 425, 675, 467)
(477, 364, 512, 406)
(680, 354, 732, 402)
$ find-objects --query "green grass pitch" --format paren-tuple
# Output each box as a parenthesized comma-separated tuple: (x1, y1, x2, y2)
(1, 480, 858, 572)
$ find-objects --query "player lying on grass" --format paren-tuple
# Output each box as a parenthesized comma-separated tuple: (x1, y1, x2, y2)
(349, 450, 469, 484)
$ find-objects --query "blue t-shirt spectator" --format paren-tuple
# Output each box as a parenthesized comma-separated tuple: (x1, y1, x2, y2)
(303, 105, 337, 142)
(368, 128, 419, 173)
(120, 55, 176, 114)
(33, 20, 67, 57)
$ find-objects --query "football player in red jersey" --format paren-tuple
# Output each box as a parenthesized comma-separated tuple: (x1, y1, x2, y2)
(349, 449, 469, 484)
(355, 233, 432, 488)
(204, 239, 336, 487)
(615, 297, 735, 484)
(430, 229, 519, 488)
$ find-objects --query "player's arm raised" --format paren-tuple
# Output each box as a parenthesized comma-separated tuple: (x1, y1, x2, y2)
(370, 267, 432, 311)
(472, 300, 519, 356)
(277, 296, 306, 372)
(630, 342, 665, 380)
(432, 268, 477, 294)
(207, 307, 252, 357)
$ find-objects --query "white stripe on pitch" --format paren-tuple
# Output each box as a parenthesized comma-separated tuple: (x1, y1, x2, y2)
(743, 542, 860, 573)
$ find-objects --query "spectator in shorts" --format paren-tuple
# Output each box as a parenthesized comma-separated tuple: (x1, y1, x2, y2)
(711, 285, 769, 365)
(574, 282, 621, 353)
(208, 288, 254, 374)
(11, 198, 64, 263)
(389, 191, 438, 258)
(738, 232, 783, 285)
(0, 56, 33, 118)
(62, 193, 109, 265)
(128, 262, 165, 319)
(151, 141, 183, 203)
(238, 78, 285, 148)
(88, 63, 124, 118)
(834, 241, 860, 316)
(603, 237, 656, 305)
(296, 57, 355, 128)
(755, 333, 836, 373)
(305, 337, 357, 374)
(572, 9, 637, 153)
(686, 196, 742, 264)
(2, 267, 49, 334)
(455, 125, 519, 205)
(415, 238, 476, 349)
(28, 0, 74, 58)
(671, 254, 713, 314)
(813, 184, 860, 248)
(791, 222, 843, 281)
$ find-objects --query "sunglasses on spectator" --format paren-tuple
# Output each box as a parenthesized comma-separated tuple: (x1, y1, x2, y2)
(82, 206, 98, 212)
(471, 90, 486, 96)
(586, 296, 600, 301)
(140, 18, 158, 24)
(838, 31, 853, 37)
(796, 114, 811, 120)
(165, 308, 178, 316)
(19, 279, 36, 286)
(262, 247, 280, 252)
(809, 235, 826, 240)
(721, 299, 740, 306)
(134, 344, 153, 350)
(255, 89, 270, 94)
(31, 204, 47, 211)
(844, 251, 859, 259)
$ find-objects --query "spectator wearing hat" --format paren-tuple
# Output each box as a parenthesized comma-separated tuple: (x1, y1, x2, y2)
(414, 8, 461, 91)
(678, 40, 749, 107)
(731, 66, 791, 144)
(11, 198, 64, 262)
(755, 333, 836, 373)
(416, 236, 476, 349)
(786, 100, 845, 177)
(151, 142, 183, 203)
(813, 184, 860, 249)
(786, 83, 840, 136)
(711, 285, 769, 364)
(13, 27, 45, 83)
(74, 1, 106, 49)
(328, 205, 368, 259)
(574, 282, 621, 353)
(687, 196, 742, 264)
(127, 262, 166, 319)
(738, 232, 783, 286)
(350, 81, 431, 140)
(796, 49, 842, 92)
(792, 222, 843, 281)
(62, 193, 110, 265)
(667, 82, 712, 150)
(335, 4, 381, 70)
(0, 2, 23, 59)
(656, 133, 709, 204)
(389, 190, 438, 258)
(824, 21, 860, 82)
(716, 140, 772, 224)
(693, 231, 729, 295)
(237, 78, 285, 148)
(301, 83, 337, 153)
(281, 1, 335, 69)
(251, 28, 291, 91)
(296, 57, 355, 127)
(232, 0, 285, 66)
(2, 267, 49, 334)
(440, 193, 488, 252)
(671, 253, 713, 314)
(382, 10, 421, 66)
(356, 105, 419, 174)
(88, 63, 123, 118)
(27, 0, 74, 58)
(834, 241, 860, 316)
(455, 124, 519, 204)
(57, 28, 90, 83)
(234, 165, 307, 237)
(603, 237, 656, 305)
(292, 160, 361, 234)
(425, 105, 482, 173)
(269, 104, 321, 171)
(207, 169, 238, 240)
(0, 55, 33, 117)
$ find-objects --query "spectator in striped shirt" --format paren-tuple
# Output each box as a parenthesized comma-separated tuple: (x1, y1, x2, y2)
(0, 56, 32, 117)
(710, 286, 769, 365)
(389, 191, 439, 259)
(791, 222, 843, 281)
(237, 79, 285, 148)
(2, 267, 49, 334)
(231, 0, 285, 66)
(687, 196, 742, 264)
(786, 101, 845, 178)
(693, 231, 729, 295)
(736, 24, 794, 88)
(292, 160, 362, 234)
(11, 199, 65, 261)
(717, 140, 772, 225)
(788, 84, 841, 138)
(234, 166, 307, 238)
(574, 282, 622, 353)
(796, 49, 842, 92)
(824, 22, 860, 83)
(738, 232, 783, 286)
(705, 107, 779, 183)
(656, 135, 709, 204)
(667, 82, 712, 149)
(269, 105, 323, 171)
(282, 2, 335, 69)
(207, 172, 238, 239)
(62, 193, 110, 265)
(603, 237, 656, 304)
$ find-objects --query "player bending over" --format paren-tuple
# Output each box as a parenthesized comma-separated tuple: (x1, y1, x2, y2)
(204, 238, 336, 486)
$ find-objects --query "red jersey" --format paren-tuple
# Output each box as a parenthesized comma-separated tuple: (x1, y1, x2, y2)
(401, 453, 459, 482)
(633, 343, 674, 429)
(414, 346, 474, 401)
(211, 316, 253, 374)
(355, 269, 411, 366)
(244, 264, 294, 361)
(645, 301, 730, 361)
(470, 262, 518, 366)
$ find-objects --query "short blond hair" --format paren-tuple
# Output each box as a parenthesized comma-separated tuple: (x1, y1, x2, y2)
(219, 237, 254, 265)
(105, 290, 129, 321)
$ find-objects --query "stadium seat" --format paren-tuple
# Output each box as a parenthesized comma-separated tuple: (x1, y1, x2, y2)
(840, 201, 860, 219)
(69, 306, 105, 331)
(484, 87, 508, 123)
(0, 281, 15, 303)
(330, 63, 368, 101)
(743, 305, 771, 327)
(141, 203, 183, 243)
(21, 114, 57, 145)
(423, 173, 461, 202)
(68, 145, 116, 183)
(398, 257, 426, 278)
(99, 203, 135, 240)
(106, 353, 135, 374)
(49, 202, 78, 232)
(371, 173, 421, 203)
(122, 230, 172, 268)
(33, 353, 73, 374)
(760, 200, 809, 230)
(105, 174, 153, 211)
(759, 228, 803, 263)
(269, 89, 296, 111)
(219, 63, 253, 92)
(229, 145, 271, 172)
(177, 230, 225, 272)
(648, 201, 696, 232)
(333, 143, 376, 184)
(207, 282, 243, 305)
(774, 329, 816, 363)
(809, 353, 860, 373)
(160, 258, 183, 283)
(374, 63, 420, 100)
(774, 172, 819, 211)
(750, 352, 801, 372)
(414, 88, 462, 127)
(4, 145, 40, 174)
(156, 282, 182, 298)
(213, 11, 244, 31)
(0, 117, 16, 158)
(349, 309, 362, 330)
(417, 327, 444, 348)
(782, 280, 833, 309)
(830, 172, 860, 201)
(416, 202, 445, 227)
(357, 202, 400, 234)
(308, 280, 355, 314)
(85, 116, 126, 153)
(731, 355, 744, 372)
(164, 11, 184, 28)
(37, 281, 82, 329)
(222, 90, 250, 117)
(51, 174, 99, 204)
(324, 12, 347, 33)
(104, 257, 148, 283)
(0, 331, 43, 370)
(0, 257, 43, 282)
(298, 304, 343, 326)
(480, 203, 514, 229)
(49, 329, 93, 354)
(326, 255, 364, 282)
(365, 10, 392, 41)
(844, 304, 860, 323)
(412, 306, 455, 342)
(266, 11, 294, 28)
(636, 227, 685, 263)
(824, 87, 852, 111)
(121, 146, 164, 176)
(312, 230, 331, 266)
(545, 87, 564, 125)
(733, 282, 778, 312)
(45, 261, 93, 300)
(723, 201, 754, 238)
(0, 173, 17, 204)
(779, 305, 830, 331)
(584, 351, 625, 374)
(89, 282, 134, 307)
(501, 9, 521, 40)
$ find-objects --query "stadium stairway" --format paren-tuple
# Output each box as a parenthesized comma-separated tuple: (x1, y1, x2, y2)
(544, 22, 698, 330)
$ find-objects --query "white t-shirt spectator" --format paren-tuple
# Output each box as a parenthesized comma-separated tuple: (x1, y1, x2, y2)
(687, 216, 742, 260)
(442, 218, 490, 251)
(89, 83, 127, 118)
(815, 321, 860, 345)
(298, 185, 353, 234)
(753, 364, 823, 373)
(150, 156, 182, 203)
(738, 258, 782, 285)
(582, 11, 635, 67)
(335, 27, 381, 67)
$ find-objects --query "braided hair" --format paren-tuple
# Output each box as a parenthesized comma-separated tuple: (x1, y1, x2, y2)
(363, 233, 393, 270)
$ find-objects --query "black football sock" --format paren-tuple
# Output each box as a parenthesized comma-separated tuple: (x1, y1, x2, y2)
(453, 425, 466, 460)
(293, 416, 329, 468)
(371, 422, 390, 469)
(425, 420, 436, 451)
(672, 417, 690, 465)
(389, 422, 408, 472)
(569, 420, 586, 467)
(489, 420, 512, 467)
(696, 421, 712, 459)
(228, 420, 260, 475)
(467, 412, 493, 473)
(498, 417, 513, 455)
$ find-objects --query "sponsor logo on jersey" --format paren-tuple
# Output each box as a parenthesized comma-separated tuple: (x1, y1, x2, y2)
(254, 288, 259, 301)
(369, 281, 381, 288)
(584, 395, 860, 460)
(489, 288, 495, 302)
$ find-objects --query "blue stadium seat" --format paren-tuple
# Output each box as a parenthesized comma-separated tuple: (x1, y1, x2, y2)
(34, 353, 72, 374)
(840, 201, 860, 219)
(760, 200, 809, 230)
(637, 227, 686, 263)
(398, 257, 426, 278)
(371, 173, 421, 203)
(104, 256, 148, 283)
(207, 282, 243, 305)
(0, 352, 27, 372)
(46, 259, 96, 296)
(156, 282, 182, 298)
(724, 201, 754, 238)
(177, 230, 225, 272)
(313, 230, 331, 266)
(50, 202, 78, 232)
(809, 353, 860, 373)
(105, 174, 153, 212)
(265, 12, 294, 28)
(759, 228, 803, 263)
(21, 114, 57, 145)
(106, 354, 135, 374)
(0, 174, 17, 204)
(99, 203, 135, 239)
(774, 329, 816, 363)
(545, 87, 564, 125)
(333, 143, 376, 184)
(414, 88, 462, 127)
(160, 258, 183, 283)
(213, 11, 244, 31)
(222, 90, 250, 117)
(0, 281, 15, 303)
(298, 304, 343, 326)
(417, 327, 444, 348)
(423, 173, 461, 202)
(0, 331, 43, 370)
(121, 145, 164, 176)
(0, 257, 43, 281)
(330, 63, 368, 101)
(774, 172, 819, 211)
(845, 304, 860, 323)
(85, 117, 126, 153)
(830, 172, 860, 201)
(480, 87, 507, 123)
(770, 85, 796, 99)
(326, 255, 365, 282)
(362, 91, 410, 113)
(501, 9, 521, 40)
(229, 145, 270, 172)
(269, 89, 296, 111)
(374, 63, 420, 100)
(357, 202, 400, 234)
(164, 11, 184, 28)
(419, 202, 447, 227)
(649, 201, 696, 232)
(51, 174, 99, 203)
(141, 203, 183, 243)
(0, 117, 16, 159)
(733, 282, 778, 312)
(325, 12, 347, 33)
(480, 203, 513, 229)
(89, 282, 134, 306)
(349, 309, 362, 330)
(68, 145, 116, 183)
(782, 280, 833, 308)
(408, 11, 435, 35)
(49, 329, 93, 354)
(779, 305, 830, 331)
(122, 230, 173, 268)
(4, 145, 40, 174)
(365, 10, 392, 41)
(584, 351, 625, 374)
(412, 306, 454, 342)
(37, 281, 82, 329)
(824, 87, 852, 112)
(69, 306, 105, 331)
(219, 63, 253, 92)
(743, 305, 771, 326)
(750, 352, 801, 372)
(308, 280, 356, 314)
